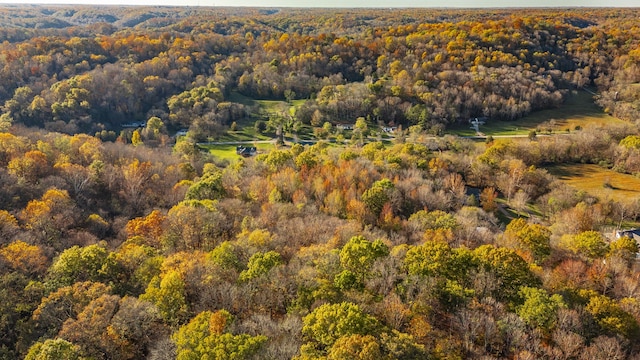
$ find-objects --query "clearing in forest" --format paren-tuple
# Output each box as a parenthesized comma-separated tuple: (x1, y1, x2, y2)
(199, 142, 276, 161)
(218, 92, 310, 143)
(547, 163, 640, 203)
(451, 90, 626, 137)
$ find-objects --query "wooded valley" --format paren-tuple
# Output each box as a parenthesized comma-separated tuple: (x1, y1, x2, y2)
(1, 5, 640, 360)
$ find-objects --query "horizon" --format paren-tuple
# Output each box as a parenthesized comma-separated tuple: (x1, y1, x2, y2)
(0, 0, 639, 8)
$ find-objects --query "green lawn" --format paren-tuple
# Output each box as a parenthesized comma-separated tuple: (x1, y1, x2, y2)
(227, 91, 259, 107)
(223, 92, 315, 142)
(228, 91, 304, 115)
(199, 142, 276, 162)
(449, 90, 626, 137)
(547, 163, 640, 203)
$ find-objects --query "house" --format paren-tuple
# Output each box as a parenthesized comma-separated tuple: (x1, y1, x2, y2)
(122, 121, 146, 128)
(615, 228, 640, 242)
(336, 123, 355, 131)
(614, 229, 640, 259)
(236, 146, 257, 157)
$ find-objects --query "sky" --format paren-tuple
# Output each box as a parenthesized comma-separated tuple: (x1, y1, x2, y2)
(0, 0, 638, 7)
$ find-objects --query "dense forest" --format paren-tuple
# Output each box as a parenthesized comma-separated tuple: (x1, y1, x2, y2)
(1, 5, 640, 360)
(0, 5, 639, 137)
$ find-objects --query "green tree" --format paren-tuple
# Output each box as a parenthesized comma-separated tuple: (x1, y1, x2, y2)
(353, 117, 368, 144)
(131, 129, 143, 146)
(24, 338, 83, 360)
(145, 116, 165, 139)
(185, 171, 225, 200)
(295, 150, 319, 169)
(302, 302, 380, 348)
(239, 251, 282, 281)
(208, 241, 241, 270)
(259, 149, 294, 170)
(586, 294, 639, 339)
(619, 135, 640, 150)
(569, 231, 609, 259)
(361, 178, 394, 218)
(407, 210, 458, 231)
(405, 241, 454, 278)
(438, 279, 475, 311)
(516, 287, 565, 333)
(140, 270, 189, 325)
(339, 235, 389, 283)
(327, 334, 382, 360)
(379, 331, 428, 360)
(102, 241, 163, 296)
(172, 310, 266, 360)
(472, 245, 539, 303)
(608, 236, 638, 261)
(255, 120, 267, 133)
(503, 218, 551, 263)
(0, 113, 12, 132)
(46, 244, 111, 289)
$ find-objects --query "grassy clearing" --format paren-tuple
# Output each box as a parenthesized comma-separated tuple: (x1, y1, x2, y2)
(547, 163, 640, 203)
(256, 99, 291, 114)
(227, 91, 258, 107)
(218, 130, 271, 142)
(449, 90, 626, 137)
(228, 91, 303, 114)
(223, 92, 315, 141)
(200, 142, 276, 162)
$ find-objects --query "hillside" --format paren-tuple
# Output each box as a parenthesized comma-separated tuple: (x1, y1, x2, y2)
(1, 5, 640, 360)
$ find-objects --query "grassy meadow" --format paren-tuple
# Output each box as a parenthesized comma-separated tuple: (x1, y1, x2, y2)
(547, 163, 640, 203)
(219, 92, 312, 143)
(200, 142, 276, 162)
(450, 90, 626, 137)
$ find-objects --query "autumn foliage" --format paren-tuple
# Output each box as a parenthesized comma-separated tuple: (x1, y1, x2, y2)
(0, 5, 640, 360)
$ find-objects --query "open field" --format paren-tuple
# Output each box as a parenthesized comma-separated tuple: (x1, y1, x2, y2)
(220, 92, 313, 142)
(547, 163, 640, 203)
(199, 142, 276, 161)
(450, 90, 626, 137)
(227, 92, 306, 115)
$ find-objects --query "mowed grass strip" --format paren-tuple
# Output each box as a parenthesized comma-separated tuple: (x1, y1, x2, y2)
(450, 90, 626, 136)
(547, 163, 640, 203)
